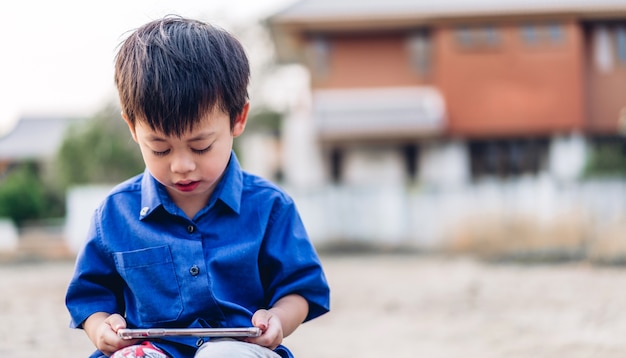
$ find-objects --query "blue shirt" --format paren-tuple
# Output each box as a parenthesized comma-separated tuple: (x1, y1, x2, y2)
(65, 153, 330, 358)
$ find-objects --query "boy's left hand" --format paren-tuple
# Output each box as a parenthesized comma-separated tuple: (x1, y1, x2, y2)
(246, 309, 283, 350)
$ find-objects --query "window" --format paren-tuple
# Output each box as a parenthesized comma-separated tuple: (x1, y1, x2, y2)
(520, 23, 565, 46)
(407, 30, 432, 76)
(484, 26, 500, 45)
(469, 139, 549, 179)
(456, 26, 473, 47)
(548, 23, 564, 42)
(591, 24, 626, 71)
(521, 25, 539, 44)
(306, 36, 331, 78)
(593, 26, 614, 72)
(616, 26, 626, 63)
(455, 25, 501, 49)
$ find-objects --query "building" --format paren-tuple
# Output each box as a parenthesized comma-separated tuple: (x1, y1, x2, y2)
(263, 0, 626, 253)
(268, 0, 626, 188)
(0, 116, 80, 176)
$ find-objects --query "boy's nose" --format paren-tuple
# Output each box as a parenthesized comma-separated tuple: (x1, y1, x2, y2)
(170, 153, 196, 173)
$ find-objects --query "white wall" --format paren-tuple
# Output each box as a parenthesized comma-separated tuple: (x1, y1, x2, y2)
(238, 132, 281, 179)
(0, 218, 18, 252)
(342, 146, 405, 186)
(288, 178, 626, 248)
(281, 109, 327, 188)
(419, 140, 470, 188)
(548, 133, 587, 182)
(65, 185, 112, 253)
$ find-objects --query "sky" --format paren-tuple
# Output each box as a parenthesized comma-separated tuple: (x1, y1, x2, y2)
(0, 0, 297, 135)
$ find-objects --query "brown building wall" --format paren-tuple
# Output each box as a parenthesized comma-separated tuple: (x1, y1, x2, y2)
(311, 32, 431, 89)
(584, 25, 626, 134)
(304, 21, 587, 138)
(587, 72, 626, 133)
(436, 21, 586, 137)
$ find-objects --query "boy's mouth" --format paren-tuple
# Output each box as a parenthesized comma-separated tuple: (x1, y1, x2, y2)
(175, 181, 200, 192)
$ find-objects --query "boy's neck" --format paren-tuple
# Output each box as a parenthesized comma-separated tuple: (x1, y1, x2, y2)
(168, 187, 214, 219)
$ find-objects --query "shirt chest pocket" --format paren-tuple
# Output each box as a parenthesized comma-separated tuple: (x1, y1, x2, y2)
(114, 245, 183, 325)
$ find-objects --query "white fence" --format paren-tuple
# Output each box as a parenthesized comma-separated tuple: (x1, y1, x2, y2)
(287, 177, 626, 255)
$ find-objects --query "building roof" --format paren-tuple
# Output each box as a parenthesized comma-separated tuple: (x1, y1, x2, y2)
(0, 116, 81, 161)
(271, 0, 626, 25)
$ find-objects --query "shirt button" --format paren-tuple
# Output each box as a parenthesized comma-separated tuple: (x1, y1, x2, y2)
(187, 225, 195, 233)
(189, 265, 200, 276)
(196, 338, 204, 347)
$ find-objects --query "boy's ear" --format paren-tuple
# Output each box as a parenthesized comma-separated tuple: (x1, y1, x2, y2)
(232, 102, 250, 138)
(121, 111, 138, 142)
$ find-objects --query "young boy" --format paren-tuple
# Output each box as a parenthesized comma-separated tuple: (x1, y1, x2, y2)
(65, 16, 330, 358)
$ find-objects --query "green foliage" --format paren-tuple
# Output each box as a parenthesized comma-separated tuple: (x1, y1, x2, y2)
(0, 103, 145, 226)
(583, 142, 626, 178)
(0, 162, 47, 226)
(56, 104, 145, 188)
(245, 107, 283, 136)
(233, 107, 284, 161)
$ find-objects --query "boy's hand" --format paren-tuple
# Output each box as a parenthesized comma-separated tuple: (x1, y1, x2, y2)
(84, 312, 139, 356)
(247, 309, 284, 350)
(246, 294, 309, 351)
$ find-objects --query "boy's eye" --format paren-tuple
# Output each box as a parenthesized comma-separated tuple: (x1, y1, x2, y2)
(193, 145, 212, 154)
(152, 149, 170, 157)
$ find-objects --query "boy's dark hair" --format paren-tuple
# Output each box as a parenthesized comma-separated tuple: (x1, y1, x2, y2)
(114, 15, 250, 135)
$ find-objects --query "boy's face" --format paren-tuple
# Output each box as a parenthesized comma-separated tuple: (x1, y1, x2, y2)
(125, 104, 248, 215)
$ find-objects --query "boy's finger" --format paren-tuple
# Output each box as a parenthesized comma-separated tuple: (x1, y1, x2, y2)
(105, 313, 127, 331)
(251, 310, 271, 330)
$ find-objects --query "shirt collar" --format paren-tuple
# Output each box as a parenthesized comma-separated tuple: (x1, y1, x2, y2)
(138, 151, 243, 220)
(208, 151, 243, 214)
(139, 168, 167, 220)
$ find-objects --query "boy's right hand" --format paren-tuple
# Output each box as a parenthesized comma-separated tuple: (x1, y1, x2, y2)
(84, 312, 139, 356)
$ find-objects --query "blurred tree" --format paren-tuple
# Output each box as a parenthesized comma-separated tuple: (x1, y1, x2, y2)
(584, 142, 626, 178)
(0, 161, 47, 226)
(233, 107, 284, 173)
(245, 107, 283, 137)
(56, 103, 145, 188)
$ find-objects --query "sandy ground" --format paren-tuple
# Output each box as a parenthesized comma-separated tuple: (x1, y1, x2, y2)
(2, 254, 626, 358)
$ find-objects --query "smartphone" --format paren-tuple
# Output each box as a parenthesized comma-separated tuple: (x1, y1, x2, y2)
(118, 327, 262, 340)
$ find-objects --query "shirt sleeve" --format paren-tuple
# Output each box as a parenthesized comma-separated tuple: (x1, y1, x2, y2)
(259, 196, 330, 322)
(65, 208, 125, 328)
